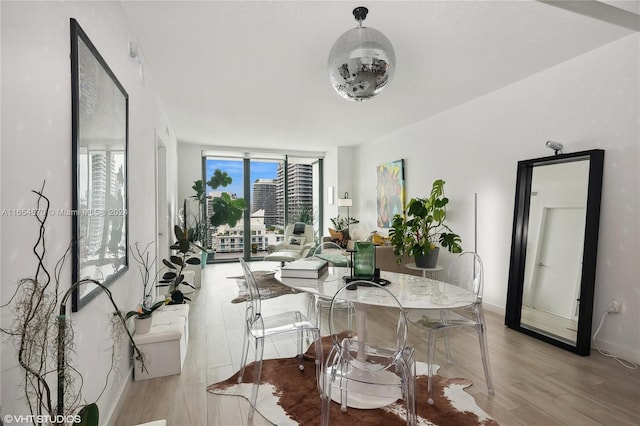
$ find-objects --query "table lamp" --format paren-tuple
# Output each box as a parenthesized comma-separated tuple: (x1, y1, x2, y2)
(338, 192, 353, 236)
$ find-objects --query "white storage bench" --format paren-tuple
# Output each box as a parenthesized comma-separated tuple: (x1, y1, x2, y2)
(133, 304, 190, 381)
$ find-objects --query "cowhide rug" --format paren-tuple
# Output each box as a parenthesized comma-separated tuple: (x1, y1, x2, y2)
(229, 270, 303, 304)
(208, 336, 498, 425)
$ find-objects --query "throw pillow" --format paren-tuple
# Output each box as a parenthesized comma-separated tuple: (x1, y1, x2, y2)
(287, 236, 306, 249)
(372, 233, 387, 246)
(292, 222, 306, 235)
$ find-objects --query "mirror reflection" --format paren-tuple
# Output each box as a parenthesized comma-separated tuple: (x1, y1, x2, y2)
(520, 160, 590, 344)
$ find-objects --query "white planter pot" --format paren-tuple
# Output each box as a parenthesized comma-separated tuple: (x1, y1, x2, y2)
(134, 317, 152, 334)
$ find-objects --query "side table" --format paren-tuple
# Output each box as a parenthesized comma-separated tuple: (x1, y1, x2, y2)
(405, 263, 444, 280)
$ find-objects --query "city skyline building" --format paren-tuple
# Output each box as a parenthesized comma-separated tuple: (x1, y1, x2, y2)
(276, 163, 313, 225)
(251, 178, 277, 226)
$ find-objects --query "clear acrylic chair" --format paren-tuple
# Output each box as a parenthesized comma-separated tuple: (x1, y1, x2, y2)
(311, 240, 351, 268)
(408, 252, 494, 404)
(321, 281, 417, 426)
(307, 242, 354, 333)
(237, 258, 323, 420)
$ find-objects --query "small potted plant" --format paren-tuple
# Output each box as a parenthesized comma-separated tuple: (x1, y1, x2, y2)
(330, 215, 359, 231)
(329, 215, 359, 243)
(125, 298, 168, 334)
(389, 179, 463, 268)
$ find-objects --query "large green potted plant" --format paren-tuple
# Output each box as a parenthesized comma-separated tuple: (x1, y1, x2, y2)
(186, 180, 210, 266)
(188, 180, 209, 244)
(158, 225, 201, 304)
(389, 179, 463, 268)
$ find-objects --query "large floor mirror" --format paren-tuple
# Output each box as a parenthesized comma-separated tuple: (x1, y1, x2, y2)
(505, 149, 604, 355)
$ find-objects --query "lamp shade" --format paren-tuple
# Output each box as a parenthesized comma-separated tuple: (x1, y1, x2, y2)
(328, 7, 395, 101)
(338, 198, 353, 207)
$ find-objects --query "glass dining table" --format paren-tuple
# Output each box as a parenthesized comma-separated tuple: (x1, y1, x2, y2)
(275, 266, 475, 408)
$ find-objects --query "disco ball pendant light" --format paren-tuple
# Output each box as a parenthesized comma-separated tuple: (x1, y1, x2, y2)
(328, 6, 396, 101)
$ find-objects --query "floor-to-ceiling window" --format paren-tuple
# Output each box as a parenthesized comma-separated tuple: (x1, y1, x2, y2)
(203, 153, 322, 262)
(204, 157, 246, 261)
(247, 159, 281, 260)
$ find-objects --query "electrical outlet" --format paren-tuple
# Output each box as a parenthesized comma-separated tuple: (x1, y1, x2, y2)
(608, 299, 622, 314)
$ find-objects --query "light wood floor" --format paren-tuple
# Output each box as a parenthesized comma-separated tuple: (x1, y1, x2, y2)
(116, 262, 640, 425)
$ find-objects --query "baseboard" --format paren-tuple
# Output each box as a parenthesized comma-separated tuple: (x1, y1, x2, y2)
(104, 368, 133, 426)
(592, 337, 640, 365)
(482, 301, 505, 317)
(482, 302, 638, 365)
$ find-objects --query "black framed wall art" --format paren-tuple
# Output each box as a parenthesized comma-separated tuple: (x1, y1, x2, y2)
(70, 18, 129, 311)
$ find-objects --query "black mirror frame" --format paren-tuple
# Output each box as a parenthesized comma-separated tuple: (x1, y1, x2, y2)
(505, 149, 604, 355)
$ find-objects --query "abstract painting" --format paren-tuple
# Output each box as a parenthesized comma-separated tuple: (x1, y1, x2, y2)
(377, 159, 405, 227)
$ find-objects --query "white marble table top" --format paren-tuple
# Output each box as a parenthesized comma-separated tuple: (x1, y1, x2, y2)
(275, 266, 474, 310)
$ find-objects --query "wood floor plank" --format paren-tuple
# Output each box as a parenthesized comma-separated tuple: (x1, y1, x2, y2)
(170, 383, 207, 425)
(207, 394, 244, 426)
(206, 323, 234, 368)
(508, 380, 601, 425)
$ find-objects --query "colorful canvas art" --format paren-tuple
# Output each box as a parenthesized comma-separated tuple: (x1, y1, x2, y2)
(377, 159, 405, 227)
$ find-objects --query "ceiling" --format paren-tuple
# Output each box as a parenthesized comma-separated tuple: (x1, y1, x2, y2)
(120, 1, 639, 151)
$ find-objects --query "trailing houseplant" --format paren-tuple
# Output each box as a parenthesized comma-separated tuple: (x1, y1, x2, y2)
(389, 179, 463, 267)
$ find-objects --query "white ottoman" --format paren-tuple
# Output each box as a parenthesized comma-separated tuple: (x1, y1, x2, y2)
(133, 312, 187, 381)
(264, 251, 300, 266)
(155, 304, 190, 345)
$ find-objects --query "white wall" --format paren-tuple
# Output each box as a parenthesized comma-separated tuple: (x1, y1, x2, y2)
(1, 1, 176, 422)
(322, 146, 340, 228)
(177, 142, 205, 210)
(0, 0, 3, 411)
(353, 34, 639, 362)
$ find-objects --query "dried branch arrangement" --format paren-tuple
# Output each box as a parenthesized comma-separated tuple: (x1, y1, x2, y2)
(1, 183, 147, 425)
